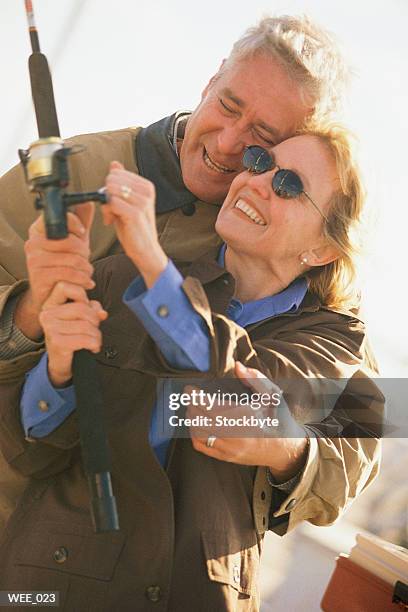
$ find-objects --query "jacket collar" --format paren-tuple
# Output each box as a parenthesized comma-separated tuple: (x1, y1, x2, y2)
(179, 248, 235, 315)
(184, 250, 364, 322)
(135, 112, 197, 214)
(184, 247, 229, 284)
(180, 248, 324, 319)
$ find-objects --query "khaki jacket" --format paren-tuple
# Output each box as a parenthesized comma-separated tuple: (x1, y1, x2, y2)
(0, 122, 221, 382)
(0, 119, 220, 529)
(0, 252, 381, 611)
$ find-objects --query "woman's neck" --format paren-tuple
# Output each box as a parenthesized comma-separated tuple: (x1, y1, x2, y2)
(224, 246, 299, 302)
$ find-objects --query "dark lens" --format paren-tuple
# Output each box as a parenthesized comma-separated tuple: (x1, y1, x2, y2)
(243, 146, 274, 174)
(272, 169, 304, 199)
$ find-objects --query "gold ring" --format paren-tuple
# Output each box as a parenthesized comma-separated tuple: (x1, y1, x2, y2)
(121, 185, 132, 200)
(206, 435, 216, 448)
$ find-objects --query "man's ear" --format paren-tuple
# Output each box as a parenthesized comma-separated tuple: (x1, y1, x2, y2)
(201, 59, 226, 98)
(301, 243, 340, 268)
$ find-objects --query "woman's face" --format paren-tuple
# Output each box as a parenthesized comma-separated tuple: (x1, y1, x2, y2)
(215, 135, 338, 267)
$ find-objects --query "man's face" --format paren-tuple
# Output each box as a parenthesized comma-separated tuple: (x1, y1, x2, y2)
(179, 53, 312, 204)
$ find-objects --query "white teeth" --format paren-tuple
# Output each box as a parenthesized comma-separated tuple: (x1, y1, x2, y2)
(203, 150, 234, 174)
(234, 199, 266, 226)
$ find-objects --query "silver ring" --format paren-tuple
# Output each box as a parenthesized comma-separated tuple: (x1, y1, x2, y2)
(120, 185, 132, 200)
(206, 435, 216, 448)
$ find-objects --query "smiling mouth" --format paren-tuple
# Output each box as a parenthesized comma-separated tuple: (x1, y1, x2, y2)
(234, 199, 266, 226)
(203, 148, 235, 174)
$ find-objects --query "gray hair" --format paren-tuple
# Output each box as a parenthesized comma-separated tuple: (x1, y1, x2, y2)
(223, 15, 350, 121)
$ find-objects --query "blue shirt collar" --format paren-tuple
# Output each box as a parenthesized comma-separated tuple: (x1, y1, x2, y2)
(217, 244, 308, 327)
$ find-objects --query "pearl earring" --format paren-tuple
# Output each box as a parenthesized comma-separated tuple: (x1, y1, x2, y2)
(300, 257, 308, 266)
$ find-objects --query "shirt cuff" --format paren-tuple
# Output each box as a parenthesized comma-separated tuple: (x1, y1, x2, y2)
(266, 468, 302, 493)
(123, 260, 210, 371)
(0, 294, 44, 360)
(266, 432, 311, 493)
(20, 353, 76, 438)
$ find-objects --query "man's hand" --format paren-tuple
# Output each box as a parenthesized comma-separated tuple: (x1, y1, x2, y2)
(103, 161, 168, 287)
(186, 362, 309, 482)
(15, 204, 95, 340)
(39, 281, 107, 387)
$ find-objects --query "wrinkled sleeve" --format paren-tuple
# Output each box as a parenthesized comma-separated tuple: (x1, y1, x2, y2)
(20, 353, 76, 439)
(123, 259, 210, 371)
(0, 159, 46, 380)
(134, 275, 383, 535)
(0, 373, 79, 480)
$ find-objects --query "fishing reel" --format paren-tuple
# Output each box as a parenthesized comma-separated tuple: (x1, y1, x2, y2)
(19, 137, 108, 239)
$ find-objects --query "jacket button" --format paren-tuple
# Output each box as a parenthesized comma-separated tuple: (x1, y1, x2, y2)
(53, 547, 68, 564)
(38, 400, 49, 412)
(157, 305, 169, 318)
(181, 202, 196, 216)
(104, 346, 118, 359)
(145, 585, 162, 602)
(285, 498, 297, 511)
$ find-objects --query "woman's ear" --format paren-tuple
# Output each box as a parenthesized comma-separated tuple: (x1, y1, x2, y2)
(300, 243, 340, 268)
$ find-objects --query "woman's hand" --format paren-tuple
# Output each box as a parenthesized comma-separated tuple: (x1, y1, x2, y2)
(39, 282, 108, 387)
(103, 161, 168, 287)
(186, 362, 309, 482)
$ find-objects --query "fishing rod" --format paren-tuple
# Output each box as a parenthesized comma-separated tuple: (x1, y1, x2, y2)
(20, 0, 108, 238)
(19, 0, 119, 533)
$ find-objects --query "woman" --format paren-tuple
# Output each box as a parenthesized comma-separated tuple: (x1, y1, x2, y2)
(0, 126, 381, 611)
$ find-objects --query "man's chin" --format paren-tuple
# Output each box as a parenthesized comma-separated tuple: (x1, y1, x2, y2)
(191, 187, 226, 206)
(183, 172, 231, 205)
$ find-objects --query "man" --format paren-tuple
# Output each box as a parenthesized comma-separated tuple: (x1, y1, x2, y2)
(0, 15, 348, 369)
(0, 13, 372, 542)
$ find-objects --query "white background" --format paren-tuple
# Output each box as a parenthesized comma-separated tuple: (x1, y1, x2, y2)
(1, 0, 407, 375)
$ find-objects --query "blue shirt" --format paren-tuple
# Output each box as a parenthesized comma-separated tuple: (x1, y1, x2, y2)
(20, 247, 307, 467)
(216, 245, 307, 326)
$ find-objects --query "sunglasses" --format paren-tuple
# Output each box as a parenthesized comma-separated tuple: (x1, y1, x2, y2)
(242, 145, 328, 222)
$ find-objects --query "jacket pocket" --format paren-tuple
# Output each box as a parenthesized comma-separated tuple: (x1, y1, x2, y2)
(201, 530, 260, 597)
(15, 522, 125, 581)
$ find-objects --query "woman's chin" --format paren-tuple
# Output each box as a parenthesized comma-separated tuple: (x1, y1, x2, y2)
(217, 224, 266, 256)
